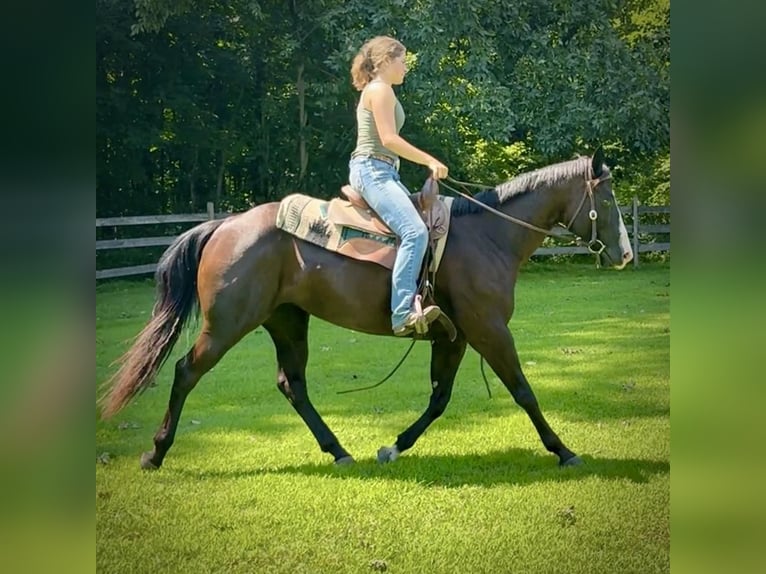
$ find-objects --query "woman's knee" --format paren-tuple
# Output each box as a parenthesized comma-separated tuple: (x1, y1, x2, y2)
(400, 218, 428, 246)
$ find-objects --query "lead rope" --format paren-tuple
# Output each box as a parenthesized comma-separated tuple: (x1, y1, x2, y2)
(337, 338, 417, 394)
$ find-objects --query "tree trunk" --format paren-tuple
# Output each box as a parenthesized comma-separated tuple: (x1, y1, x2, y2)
(189, 147, 198, 210)
(261, 104, 270, 201)
(297, 62, 308, 189)
(216, 149, 225, 206)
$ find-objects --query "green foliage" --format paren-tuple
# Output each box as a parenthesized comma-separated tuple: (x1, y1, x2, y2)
(458, 140, 543, 184)
(612, 149, 670, 206)
(97, 263, 669, 572)
(97, 0, 669, 216)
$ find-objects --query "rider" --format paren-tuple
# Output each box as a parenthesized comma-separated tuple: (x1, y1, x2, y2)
(348, 36, 449, 336)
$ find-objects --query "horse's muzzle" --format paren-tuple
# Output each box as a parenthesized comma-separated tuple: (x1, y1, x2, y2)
(601, 246, 633, 270)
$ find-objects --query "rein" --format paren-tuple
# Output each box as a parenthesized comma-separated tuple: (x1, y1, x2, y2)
(439, 178, 551, 235)
(440, 172, 612, 254)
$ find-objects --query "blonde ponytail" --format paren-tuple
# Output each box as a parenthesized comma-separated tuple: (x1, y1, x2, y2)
(350, 36, 406, 91)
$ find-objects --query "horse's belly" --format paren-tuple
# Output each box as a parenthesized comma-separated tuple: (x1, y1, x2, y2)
(280, 244, 395, 335)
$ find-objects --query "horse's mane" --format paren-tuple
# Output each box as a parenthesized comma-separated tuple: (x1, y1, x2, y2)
(450, 156, 595, 217)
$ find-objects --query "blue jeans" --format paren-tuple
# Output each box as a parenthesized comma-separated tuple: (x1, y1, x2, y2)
(349, 157, 428, 330)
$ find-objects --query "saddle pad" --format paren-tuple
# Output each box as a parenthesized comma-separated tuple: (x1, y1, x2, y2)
(276, 193, 452, 272)
(276, 194, 396, 268)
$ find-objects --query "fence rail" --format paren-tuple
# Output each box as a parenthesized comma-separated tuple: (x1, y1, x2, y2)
(534, 198, 670, 260)
(96, 197, 669, 279)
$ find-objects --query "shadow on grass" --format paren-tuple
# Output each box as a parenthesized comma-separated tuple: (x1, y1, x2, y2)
(172, 447, 668, 489)
(309, 382, 670, 425)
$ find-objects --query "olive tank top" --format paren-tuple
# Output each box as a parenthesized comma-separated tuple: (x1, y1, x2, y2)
(351, 82, 405, 164)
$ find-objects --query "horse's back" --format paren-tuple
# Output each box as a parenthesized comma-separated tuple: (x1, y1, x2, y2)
(213, 201, 279, 242)
(197, 203, 288, 315)
(202, 201, 280, 259)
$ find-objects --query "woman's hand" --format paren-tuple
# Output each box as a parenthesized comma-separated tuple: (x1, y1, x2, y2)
(429, 160, 448, 180)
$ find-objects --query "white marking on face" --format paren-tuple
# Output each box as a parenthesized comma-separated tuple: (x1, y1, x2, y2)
(614, 211, 633, 269)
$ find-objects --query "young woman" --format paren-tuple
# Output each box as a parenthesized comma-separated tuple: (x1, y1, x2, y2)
(348, 36, 449, 336)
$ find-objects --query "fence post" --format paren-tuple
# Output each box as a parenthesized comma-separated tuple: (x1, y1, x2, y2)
(632, 196, 640, 268)
(207, 202, 215, 220)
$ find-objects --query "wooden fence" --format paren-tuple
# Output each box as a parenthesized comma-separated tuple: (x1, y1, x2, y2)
(534, 197, 670, 262)
(96, 202, 221, 279)
(96, 197, 669, 280)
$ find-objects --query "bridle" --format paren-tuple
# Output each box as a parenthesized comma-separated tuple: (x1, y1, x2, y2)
(439, 168, 612, 254)
(564, 170, 612, 254)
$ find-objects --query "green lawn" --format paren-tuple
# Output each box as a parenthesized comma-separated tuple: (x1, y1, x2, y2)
(97, 262, 670, 574)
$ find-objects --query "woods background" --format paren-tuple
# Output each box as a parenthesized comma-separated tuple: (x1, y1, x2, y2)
(97, 0, 669, 217)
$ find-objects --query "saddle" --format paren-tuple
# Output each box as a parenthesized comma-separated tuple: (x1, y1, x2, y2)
(333, 177, 450, 242)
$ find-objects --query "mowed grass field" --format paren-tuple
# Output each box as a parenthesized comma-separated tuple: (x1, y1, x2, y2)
(96, 262, 670, 574)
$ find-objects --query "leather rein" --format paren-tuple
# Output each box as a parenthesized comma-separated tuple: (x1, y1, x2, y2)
(439, 170, 612, 254)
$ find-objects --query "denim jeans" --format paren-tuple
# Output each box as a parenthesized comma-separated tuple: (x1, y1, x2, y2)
(349, 157, 428, 330)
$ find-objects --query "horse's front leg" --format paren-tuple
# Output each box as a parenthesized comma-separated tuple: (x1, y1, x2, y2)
(377, 336, 467, 463)
(467, 320, 581, 466)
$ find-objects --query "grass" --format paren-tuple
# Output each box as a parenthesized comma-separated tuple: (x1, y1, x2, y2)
(96, 262, 670, 574)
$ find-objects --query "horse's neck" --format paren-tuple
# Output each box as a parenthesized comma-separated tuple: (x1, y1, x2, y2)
(495, 186, 572, 260)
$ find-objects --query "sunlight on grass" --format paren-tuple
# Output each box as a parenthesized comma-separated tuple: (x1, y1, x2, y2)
(97, 263, 669, 573)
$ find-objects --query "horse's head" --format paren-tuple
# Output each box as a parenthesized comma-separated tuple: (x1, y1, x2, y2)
(565, 148, 633, 269)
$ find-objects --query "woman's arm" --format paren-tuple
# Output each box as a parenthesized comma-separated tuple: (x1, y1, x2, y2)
(366, 83, 448, 179)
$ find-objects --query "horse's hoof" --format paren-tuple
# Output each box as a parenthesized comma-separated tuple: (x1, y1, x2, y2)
(560, 455, 583, 467)
(334, 455, 356, 466)
(377, 445, 399, 464)
(140, 452, 159, 470)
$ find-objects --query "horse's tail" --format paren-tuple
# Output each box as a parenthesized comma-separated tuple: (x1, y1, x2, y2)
(99, 218, 227, 419)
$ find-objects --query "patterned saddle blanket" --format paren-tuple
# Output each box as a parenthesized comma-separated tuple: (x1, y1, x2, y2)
(275, 193, 453, 271)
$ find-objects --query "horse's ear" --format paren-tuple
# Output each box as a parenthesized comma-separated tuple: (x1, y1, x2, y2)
(591, 146, 605, 177)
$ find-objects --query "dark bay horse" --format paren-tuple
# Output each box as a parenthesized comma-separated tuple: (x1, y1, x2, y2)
(100, 148, 633, 469)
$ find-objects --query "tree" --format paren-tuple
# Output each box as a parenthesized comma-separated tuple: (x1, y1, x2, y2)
(97, 0, 669, 217)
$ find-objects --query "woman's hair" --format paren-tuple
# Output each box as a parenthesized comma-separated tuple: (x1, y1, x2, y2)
(350, 36, 406, 91)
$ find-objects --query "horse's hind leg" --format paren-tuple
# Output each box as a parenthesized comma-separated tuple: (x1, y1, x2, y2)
(264, 304, 354, 464)
(468, 321, 581, 467)
(141, 330, 233, 469)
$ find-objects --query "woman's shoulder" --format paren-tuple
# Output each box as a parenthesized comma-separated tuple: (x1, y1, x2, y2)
(365, 80, 394, 95)
(364, 81, 395, 104)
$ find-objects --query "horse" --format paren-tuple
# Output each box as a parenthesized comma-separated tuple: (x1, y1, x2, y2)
(100, 148, 633, 470)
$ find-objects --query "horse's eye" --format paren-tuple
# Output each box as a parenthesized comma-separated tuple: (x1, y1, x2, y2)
(601, 199, 612, 208)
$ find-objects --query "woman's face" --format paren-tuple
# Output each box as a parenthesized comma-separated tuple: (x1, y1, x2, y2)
(383, 52, 407, 85)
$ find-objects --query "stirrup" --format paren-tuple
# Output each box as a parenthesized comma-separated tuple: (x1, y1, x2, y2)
(393, 296, 442, 336)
